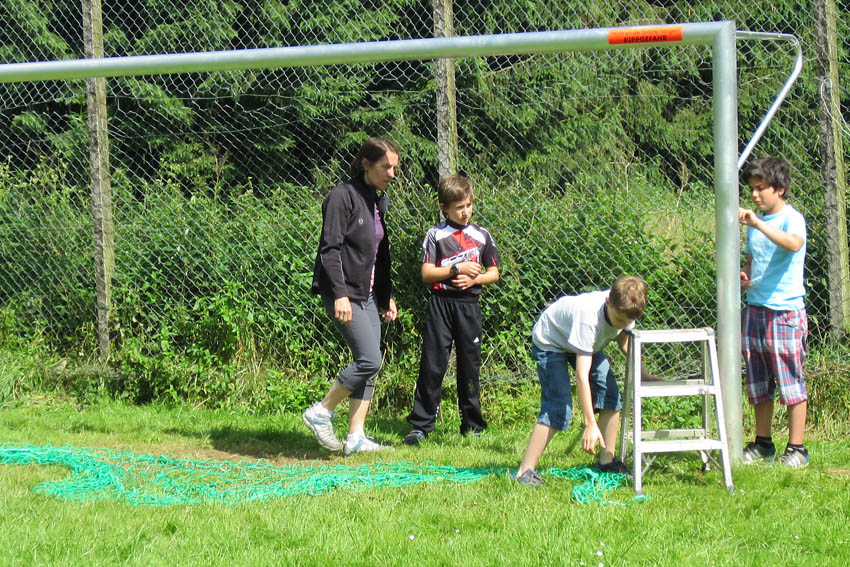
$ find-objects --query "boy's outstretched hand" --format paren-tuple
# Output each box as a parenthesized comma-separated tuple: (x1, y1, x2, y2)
(582, 423, 606, 455)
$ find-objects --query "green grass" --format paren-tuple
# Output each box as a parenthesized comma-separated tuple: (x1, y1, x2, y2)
(2, 399, 850, 566)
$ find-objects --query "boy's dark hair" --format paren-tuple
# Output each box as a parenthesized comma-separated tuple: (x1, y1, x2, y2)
(741, 157, 792, 199)
(350, 137, 399, 179)
(609, 275, 647, 320)
(437, 174, 474, 206)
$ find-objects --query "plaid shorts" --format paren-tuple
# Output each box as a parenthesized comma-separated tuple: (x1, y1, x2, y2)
(742, 305, 808, 405)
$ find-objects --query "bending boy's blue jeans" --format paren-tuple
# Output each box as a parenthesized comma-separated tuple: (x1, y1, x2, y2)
(532, 344, 622, 430)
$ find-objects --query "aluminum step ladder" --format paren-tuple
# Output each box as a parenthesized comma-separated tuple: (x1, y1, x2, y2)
(617, 327, 734, 495)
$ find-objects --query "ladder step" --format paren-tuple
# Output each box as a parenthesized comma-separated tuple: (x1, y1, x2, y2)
(630, 327, 714, 343)
(638, 438, 724, 453)
(640, 428, 710, 440)
(637, 384, 719, 397)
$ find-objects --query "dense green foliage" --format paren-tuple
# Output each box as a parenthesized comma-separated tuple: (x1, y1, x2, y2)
(0, 1, 847, 412)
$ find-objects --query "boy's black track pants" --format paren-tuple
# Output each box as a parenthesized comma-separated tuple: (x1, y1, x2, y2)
(407, 294, 487, 434)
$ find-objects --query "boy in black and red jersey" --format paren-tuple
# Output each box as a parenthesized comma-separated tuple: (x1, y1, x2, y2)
(403, 175, 501, 445)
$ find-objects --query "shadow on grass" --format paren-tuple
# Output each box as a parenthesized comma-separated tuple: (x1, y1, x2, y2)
(161, 415, 410, 463)
(206, 426, 331, 462)
(172, 415, 527, 470)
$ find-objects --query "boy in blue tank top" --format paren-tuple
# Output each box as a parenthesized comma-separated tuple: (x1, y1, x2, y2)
(738, 157, 810, 468)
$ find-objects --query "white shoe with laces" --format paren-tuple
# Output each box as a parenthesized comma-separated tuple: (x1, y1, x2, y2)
(343, 433, 393, 457)
(302, 403, 342, 451)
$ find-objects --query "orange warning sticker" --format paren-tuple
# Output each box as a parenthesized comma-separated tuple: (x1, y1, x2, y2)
(608, 26, 684, 45)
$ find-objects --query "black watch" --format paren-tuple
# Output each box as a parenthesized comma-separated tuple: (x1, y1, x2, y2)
(450, 264, 459, 277)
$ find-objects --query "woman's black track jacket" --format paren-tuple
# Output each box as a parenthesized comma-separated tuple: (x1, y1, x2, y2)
(311, 177, 392, 310)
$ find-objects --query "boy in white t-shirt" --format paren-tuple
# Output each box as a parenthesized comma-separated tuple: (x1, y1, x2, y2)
(514, 275, 657, 486)
(738, 157, 810, 468)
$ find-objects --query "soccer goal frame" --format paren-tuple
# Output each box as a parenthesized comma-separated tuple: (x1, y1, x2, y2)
(0, 21, 750, 459)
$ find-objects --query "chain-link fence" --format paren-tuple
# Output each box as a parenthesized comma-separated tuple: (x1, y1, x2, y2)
(0, 1, 847, 396)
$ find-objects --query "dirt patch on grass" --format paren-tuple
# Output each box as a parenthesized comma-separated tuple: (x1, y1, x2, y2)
(827, 468, 850, 477)
(97, 440, 337, 467)
(173, 446, 331, 466)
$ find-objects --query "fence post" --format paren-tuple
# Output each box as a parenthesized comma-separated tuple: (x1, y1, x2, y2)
(433, 0, 458, 179)
(813, 0, 850, 342)
(82, 0, 115, 361)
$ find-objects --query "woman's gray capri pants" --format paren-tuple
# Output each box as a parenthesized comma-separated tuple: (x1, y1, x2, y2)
(322, 293, 383, 400)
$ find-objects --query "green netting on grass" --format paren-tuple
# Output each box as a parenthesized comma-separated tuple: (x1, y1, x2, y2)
(0, 443, 636, 506)
(549, 466, 646, 505)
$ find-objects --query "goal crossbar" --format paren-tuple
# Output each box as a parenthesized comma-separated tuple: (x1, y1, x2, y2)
(0, 22, 727, 83)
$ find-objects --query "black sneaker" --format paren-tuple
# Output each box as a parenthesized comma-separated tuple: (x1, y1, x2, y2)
(742, 441, 776, 464)
(594, 458, 631, 476)
(513, 469, 544, 487)
(403, 429, 427, 446)
(778, 446, 809, 468)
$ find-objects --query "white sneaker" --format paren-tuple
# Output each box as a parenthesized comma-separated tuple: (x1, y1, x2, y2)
(343, 434, 393, 457)
(302, 403, 342, 451)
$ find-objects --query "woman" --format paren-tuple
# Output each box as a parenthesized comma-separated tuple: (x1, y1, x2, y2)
(303, 137, 399, 455)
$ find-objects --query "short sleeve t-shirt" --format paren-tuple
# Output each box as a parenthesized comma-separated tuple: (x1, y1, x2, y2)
(744, 204, 806, 310)
(420, 219, 500, 297)
(531, 290, 634, 355)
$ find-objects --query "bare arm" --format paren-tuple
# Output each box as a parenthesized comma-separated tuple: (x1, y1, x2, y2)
(617, 332, 660, 381)
(469, 265, 500, 287)
(740, 254, 753, 290)
(575, 353, 604, 455)
(421, 261, 498, 291)
(421, 262, 453, 283)
(738, 208, 803, 252)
